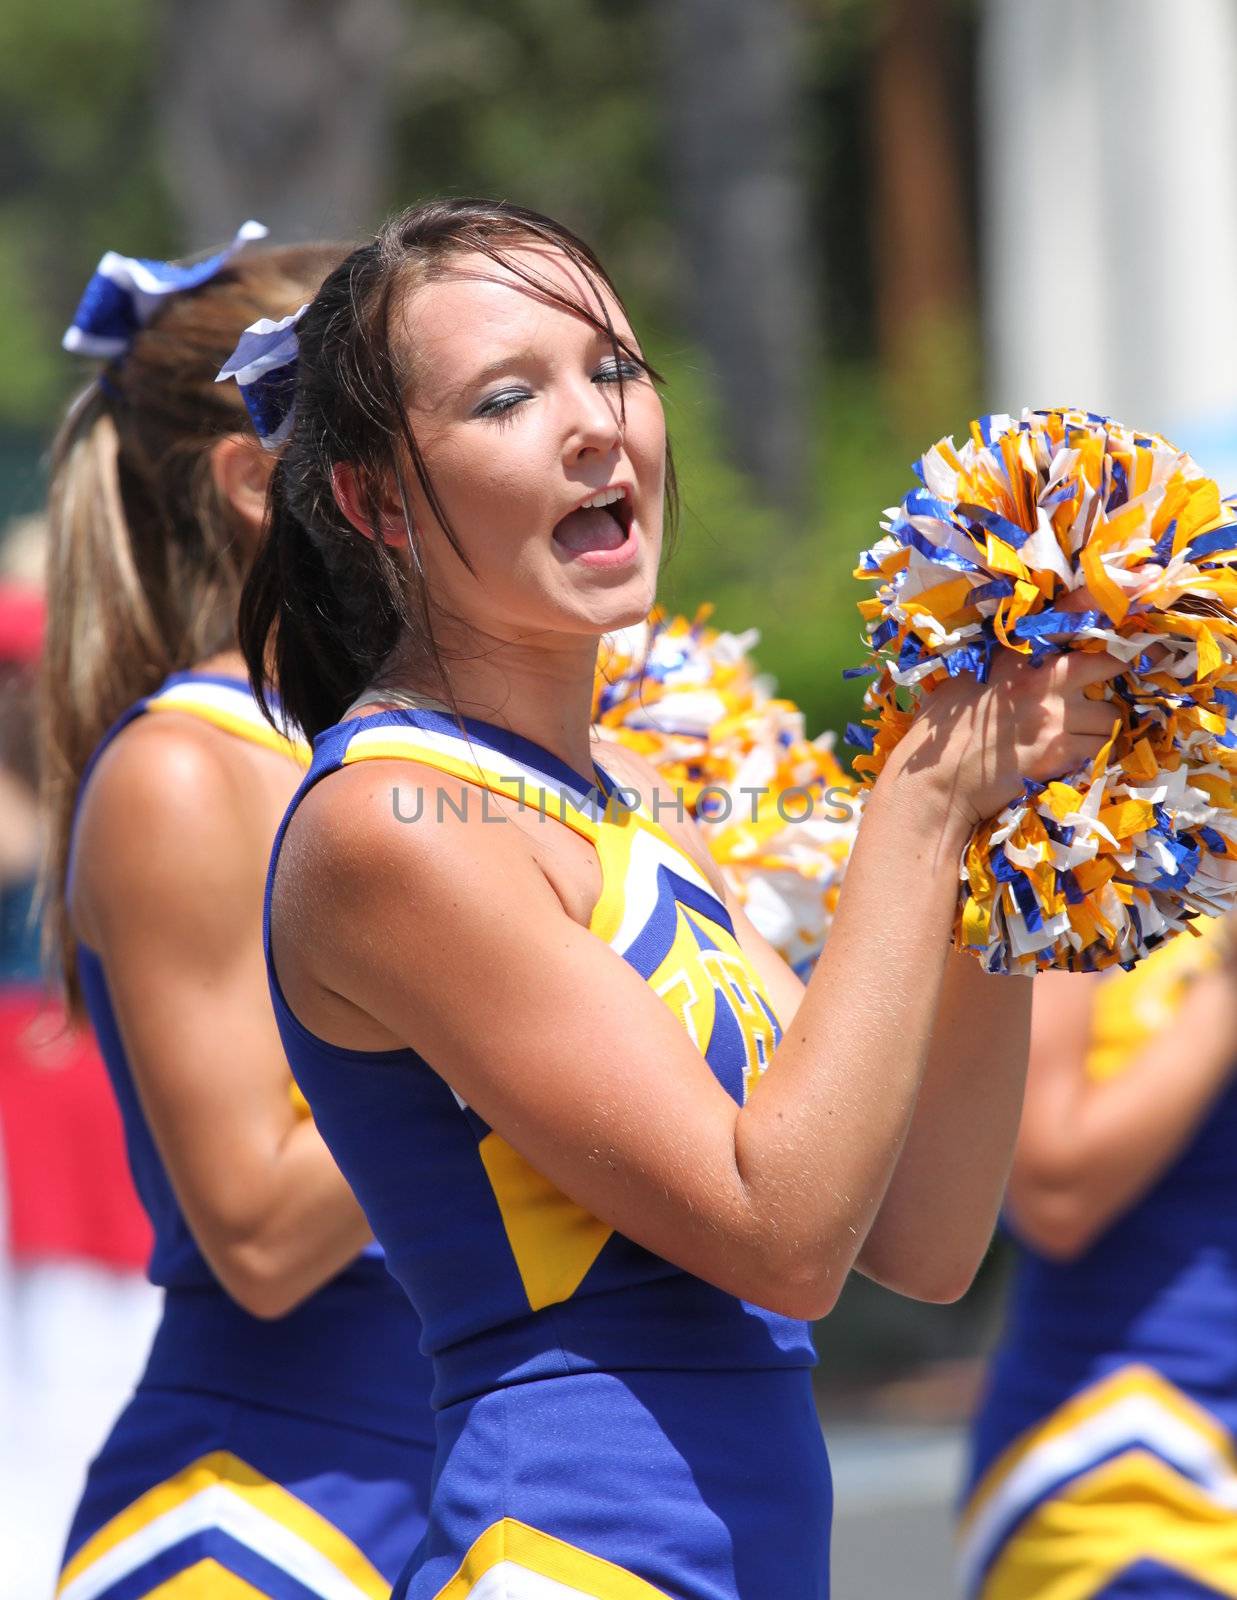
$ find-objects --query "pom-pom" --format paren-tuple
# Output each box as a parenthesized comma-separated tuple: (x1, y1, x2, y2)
(595, 607, 861, 974)
(849, 407, 1237, 974)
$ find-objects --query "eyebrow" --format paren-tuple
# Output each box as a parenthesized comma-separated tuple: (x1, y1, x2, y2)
(459, 348, 542, 395)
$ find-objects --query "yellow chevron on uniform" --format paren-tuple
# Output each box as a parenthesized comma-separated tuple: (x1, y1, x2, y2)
(145, 1564, 266, 1597)
(962, 1366, 1237, 1600)
(980, 1451, 1237, 1600)
(477, 1131, 614, 1311)
(435, 1517, 671, 1599)
(57, 1452, 389, 1600)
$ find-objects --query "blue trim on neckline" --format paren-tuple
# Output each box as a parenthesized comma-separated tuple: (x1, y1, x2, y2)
(332, 706, 618, 801)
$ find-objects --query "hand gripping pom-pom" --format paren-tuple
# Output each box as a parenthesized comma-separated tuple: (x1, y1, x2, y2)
(849, 407, 1237, 974)
(594, 607, 862, 975)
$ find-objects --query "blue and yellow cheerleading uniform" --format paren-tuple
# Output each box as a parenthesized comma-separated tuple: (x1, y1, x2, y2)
(59, 672, 436, 1600)
(961, 921, 1237, 1600)
(265, 707, 832, 1600)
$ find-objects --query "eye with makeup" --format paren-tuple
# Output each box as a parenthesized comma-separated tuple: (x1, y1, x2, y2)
(594, 355, 646, 386)
(473, 354, 648, 427)
(474, 388, 530, 424)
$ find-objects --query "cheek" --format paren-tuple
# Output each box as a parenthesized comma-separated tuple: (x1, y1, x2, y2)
(628, 393, 667, 482)
(413, 447, 558, 593)
(450, 418, 559, 504)
(415, 429, 546, 541)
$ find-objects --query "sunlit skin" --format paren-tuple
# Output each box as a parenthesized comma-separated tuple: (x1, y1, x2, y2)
(336, 247, 664, 777)
(278, 239, 1129, 1320)
(69, 438, 375, 1322)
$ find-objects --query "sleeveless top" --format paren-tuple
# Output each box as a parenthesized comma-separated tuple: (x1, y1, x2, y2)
(961, 918, 1237, 1591)
(71, 672, 432, 1436)
(265, 706, 818, 1411)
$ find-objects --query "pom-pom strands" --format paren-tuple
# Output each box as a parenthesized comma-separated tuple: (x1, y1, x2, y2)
(595, 608, 861, 975)
(849, 408, 1237, 974)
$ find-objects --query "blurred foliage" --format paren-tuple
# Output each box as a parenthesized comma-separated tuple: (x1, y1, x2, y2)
(657, 342, 958, 743)
(0, 0, 175, 427)
(0, 0, 982, 746)
(391, 0, 674, 319)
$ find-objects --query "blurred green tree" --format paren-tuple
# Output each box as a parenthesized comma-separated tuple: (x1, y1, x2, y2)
(161, 0, 404, 247)
(662, 0, 819, 516)
(0, 0, 984, 746)
(0, 0, 171, 432)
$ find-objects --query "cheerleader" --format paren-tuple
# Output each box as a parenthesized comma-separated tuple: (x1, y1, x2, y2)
(961, 920, 1237, 1599)
(233, 197, 1125, 1598)
(44, 229, 435, 1598)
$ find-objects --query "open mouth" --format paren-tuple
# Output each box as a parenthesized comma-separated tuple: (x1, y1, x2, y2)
(552, 487, 634, 556)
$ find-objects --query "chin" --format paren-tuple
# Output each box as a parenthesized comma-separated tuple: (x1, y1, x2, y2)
(576, 576, 658, 637)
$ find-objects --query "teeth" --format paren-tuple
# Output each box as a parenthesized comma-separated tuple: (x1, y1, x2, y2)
(580, 487, 625, 510)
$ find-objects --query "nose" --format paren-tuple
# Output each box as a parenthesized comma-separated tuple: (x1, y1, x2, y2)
(563, 375, 623, 462)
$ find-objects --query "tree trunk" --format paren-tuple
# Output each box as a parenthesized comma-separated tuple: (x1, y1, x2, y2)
(663, 0, 818, 515)
(869, 0, 974, 438)
(158, 0, 404, 249)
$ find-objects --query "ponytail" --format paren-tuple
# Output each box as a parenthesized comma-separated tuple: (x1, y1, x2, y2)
(41, 243, 345, 1009)
(241, 465, 407, 743)
(40, 386, 209, 1007)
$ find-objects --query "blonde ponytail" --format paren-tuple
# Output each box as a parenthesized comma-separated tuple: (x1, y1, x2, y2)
(40, 244, 344, 1008)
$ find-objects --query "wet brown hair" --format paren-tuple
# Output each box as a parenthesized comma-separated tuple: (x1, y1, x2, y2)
(42, 241, 345, 1007)
(238, 198, 678, 743)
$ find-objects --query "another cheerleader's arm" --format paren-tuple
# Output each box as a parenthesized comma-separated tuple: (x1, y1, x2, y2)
(72, 717, 372, 1318)
(285, 648, 1122, 1322)
(1005, 961, 1237, 1260)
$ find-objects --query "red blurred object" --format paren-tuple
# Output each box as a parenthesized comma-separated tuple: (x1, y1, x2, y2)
(0, 987, 151, 1269)
(0, 583, 44, 665)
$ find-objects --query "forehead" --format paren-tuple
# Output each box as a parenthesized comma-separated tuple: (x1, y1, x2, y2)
(397, 245, 634, 387)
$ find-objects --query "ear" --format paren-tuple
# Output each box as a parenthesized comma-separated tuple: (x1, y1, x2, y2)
(331, 462, 410, 550)
(210, 434, 273, 542)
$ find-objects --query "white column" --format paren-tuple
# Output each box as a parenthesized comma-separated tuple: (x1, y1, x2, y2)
(980, 0, 1237, 487)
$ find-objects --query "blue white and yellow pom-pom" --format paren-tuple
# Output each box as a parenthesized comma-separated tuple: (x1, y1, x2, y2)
(595, 608, 861, 975)
(849, 407, 1237, 975)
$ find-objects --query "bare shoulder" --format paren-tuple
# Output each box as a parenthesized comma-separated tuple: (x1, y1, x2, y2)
(270, 752, 580, 1047)
(275, 754, 557, 940)
(73, 713, 260, 946)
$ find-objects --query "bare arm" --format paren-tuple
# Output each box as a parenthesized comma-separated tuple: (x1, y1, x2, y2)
(74, 719, 371, 1318)
(854, 953, 1030, 1301)
(710, 861, 1030, 1304)
(290, 751, 968, 1321)
(1006, 955, 1237, 1259)
(615, 748, 1027, 1306)
(285, 649, 1123, 1320)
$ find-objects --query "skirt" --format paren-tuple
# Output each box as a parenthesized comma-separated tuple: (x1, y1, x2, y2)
(399, 1366, 832, 1599)
(58, 1383, 435, 1598)
(962, 1361, 1237, 1600)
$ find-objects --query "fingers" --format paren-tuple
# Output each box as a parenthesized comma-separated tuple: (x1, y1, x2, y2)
(1064, 700, 1120, 738)
(1056, 583, 1099, 615)
(1038, 730, 1112, 783)
(1052, 647, 1128, 689)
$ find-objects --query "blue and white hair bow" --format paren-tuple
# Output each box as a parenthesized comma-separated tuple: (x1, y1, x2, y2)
(62, 220, 269, 359)
(215, 305, 308, 449)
